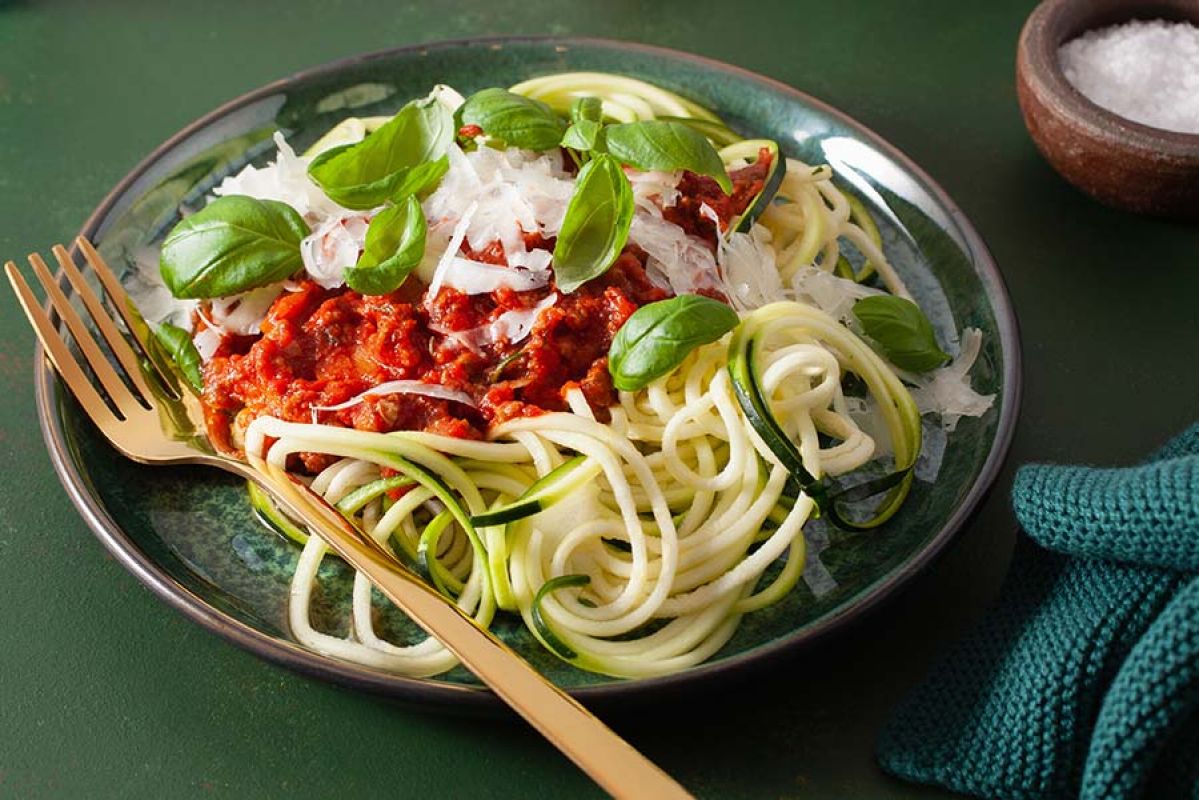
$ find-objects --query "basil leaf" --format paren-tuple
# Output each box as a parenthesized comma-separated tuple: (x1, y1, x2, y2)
(562, 98, 606, 153)
(852, 295, 950, 372)
(153, 322, 203, 392)
(343, 195, 427, 295)
(561, 119, 602, 152)
(389, 155, 449, 201)
(603, 120, 732, 193)
(572, 96, 603, 124)
(307, 94, 453, 209)
(609, 294, 739, 391)
(552, 153, 634, 293)
(459, 88, 566, 151)
(160, 195, 308, 299)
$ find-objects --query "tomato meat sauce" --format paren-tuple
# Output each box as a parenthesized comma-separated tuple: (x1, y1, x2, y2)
(199, 157, 769, 471)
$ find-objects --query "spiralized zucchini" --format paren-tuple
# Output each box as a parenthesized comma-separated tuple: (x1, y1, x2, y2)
(510, 71, 906, 297)
(244, 297, 918, 678)
(232, 72, 930, 679)
(511, 72, 726, 125)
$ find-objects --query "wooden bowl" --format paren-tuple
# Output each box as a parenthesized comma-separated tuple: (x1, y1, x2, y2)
(1017, 0, 1199, 219)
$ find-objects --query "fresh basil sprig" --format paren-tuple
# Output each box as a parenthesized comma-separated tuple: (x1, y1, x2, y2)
(573, 96, 602, 123)
(852, 295, 949, 372)
(343, 195, 427, 295)
(552, 154, 634, 293)
(458, 88, 566, 151)
(308, 93, 453, 209)
(561, 96, 603, 153)
(153, 322, 204, 392)
(604, 120, 732, 193)
(609, 294, 740, 391)
(160, 195, 308, 299)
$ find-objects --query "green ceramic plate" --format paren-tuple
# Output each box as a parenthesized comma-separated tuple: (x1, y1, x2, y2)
(36, 37, 1020, 708)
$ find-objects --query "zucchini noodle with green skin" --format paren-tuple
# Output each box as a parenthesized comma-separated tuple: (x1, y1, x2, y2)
(762, 161, 908, 297)
(514, 72, 903, 297)
(244, 296, 919, 678)
(188, 71, 957, 680)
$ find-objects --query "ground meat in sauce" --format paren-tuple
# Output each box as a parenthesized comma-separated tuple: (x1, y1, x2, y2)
(664, 149, 772, 244)
(200, 155, 769, 470)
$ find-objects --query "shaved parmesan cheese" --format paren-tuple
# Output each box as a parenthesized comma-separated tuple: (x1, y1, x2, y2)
(508, 248, 553, 272)
(790, 265, 884, 322)
(698, 202, 721, 230)
(426, 182, 552, 297)
(430, 84, 466, 113)
(845, 396, 894, 460)
(720, 227, 783, 310)
(437, 258, 552, 294)
(311, 381, 476, 417)
(428, 201, 477, 297)
(214, 132, 347, 223)
(426, 322, 485, 356)
(123, 247, 197, 329)
(910, 327, 995, 431)
(210, 283, 286, 335)
(627, 169, 681, 216)
(193, 326, 222, 362)
(628, 212, 721, 296)
(423, 146, 573, 258)
(699, 202, 726, 263)
(300, 212, 371, 289)
(492, 294, 557, 343)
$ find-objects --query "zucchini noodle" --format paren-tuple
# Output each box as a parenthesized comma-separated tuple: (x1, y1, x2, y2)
(173, 71, 975, 681)
(510, 72, 908, 298)
(761, 161, 910, 298)
(244, 299, 918, 679)
(511, 72, 726, 125)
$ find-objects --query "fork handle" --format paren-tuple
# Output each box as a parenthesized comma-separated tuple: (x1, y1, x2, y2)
(257, 465, 693, 800)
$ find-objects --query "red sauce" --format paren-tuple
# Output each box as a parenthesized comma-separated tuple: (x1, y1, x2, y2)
(665, 149, 772, 244)
(200, 158, 768, 469)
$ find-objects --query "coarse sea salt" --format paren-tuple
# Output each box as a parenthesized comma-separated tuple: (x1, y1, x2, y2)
(1059, 19, 1199, 134)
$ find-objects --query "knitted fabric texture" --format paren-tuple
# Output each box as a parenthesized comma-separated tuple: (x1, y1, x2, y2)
(877, 423, 1199, 800)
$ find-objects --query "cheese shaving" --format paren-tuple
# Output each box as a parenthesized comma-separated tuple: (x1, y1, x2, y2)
(300, 212, 371, 290)
(209, 283, 286, 335)
(628, 212, 721, 296)
(193, 327, 222, 362)
(436, 257, 551, 295)
(213, 132, 348, 224)
(719, 227, 784, 311)
(627, 169, 681, 217)
(910, 327, 996, 431)
(310, 381, 476, 419)
(790, 265, 884, 322)
(424, 146, 573, 256)
(428, 201, 477, 297)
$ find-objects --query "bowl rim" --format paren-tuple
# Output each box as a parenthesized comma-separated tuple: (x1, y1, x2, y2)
(34, 34, 1023, 708)
(1017, 0, 1199, 154)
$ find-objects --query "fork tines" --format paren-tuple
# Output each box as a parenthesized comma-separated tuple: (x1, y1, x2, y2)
(5, 238, 179, 426)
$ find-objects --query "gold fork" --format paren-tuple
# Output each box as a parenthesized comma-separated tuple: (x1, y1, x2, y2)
(6, 238, 693, 800)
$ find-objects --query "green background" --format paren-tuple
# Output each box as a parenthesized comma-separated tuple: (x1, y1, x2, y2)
(1, 1, 1196, 797)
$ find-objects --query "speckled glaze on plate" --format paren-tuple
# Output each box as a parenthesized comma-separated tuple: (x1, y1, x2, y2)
(36, 36, 1020, 708)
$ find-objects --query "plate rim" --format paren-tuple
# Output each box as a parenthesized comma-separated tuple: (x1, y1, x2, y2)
(34, 34, 1022, 708)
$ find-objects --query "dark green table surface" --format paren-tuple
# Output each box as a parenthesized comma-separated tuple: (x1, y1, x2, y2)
(2, 1, 1197, 797)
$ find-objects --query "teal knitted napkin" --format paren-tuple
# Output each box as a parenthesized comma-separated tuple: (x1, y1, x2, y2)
(876, 423, 1199, 800)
